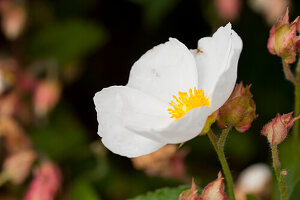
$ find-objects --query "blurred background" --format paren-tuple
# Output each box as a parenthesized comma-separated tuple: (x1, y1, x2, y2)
(0, 0, 299, 199)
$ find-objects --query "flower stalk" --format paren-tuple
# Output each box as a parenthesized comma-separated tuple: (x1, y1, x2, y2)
(208, 129, 235, 200)
(282, 60, 300, 85)
(271, 145, 287, 200)
(294, 59, 300, 153)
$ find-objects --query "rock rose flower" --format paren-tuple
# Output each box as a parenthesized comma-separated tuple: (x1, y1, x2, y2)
(94, 23, 242, 157)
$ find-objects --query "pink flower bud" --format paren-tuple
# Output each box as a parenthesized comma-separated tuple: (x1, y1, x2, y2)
(0, 1, 26, 40)
(215, 0, 241, 21)
(179, 179, 200, 200)
(23, 161, 61, 200)
(261, 112, 300, 146)
(3, 150, 36, 184)
(200, 172, 227, 200)
(217, 82, 257, 133)
(267, 8, 300, 64)
(34, 79, 61, 117)
(0, 117, 31, 154)
(179, 172, 227, 200)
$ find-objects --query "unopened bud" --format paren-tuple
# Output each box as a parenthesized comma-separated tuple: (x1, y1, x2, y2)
(200, 172, 227, 200)
(267, 8, 300, 64)
(0, 2, 26, 40)
(3, 150, 36, 184)
(23, 161, 61, 200)
(261, 112, 300, 146)
(217, 82, 257, 132)
(34, 79, 61, 117)
(281, 169, 288, 176)
(179, 179, 200, 200)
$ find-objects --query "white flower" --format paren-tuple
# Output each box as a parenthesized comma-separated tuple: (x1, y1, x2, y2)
(94, 23, 243, 157)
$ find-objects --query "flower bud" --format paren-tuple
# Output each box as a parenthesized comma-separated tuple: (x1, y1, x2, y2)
(261, 112, 300, 146)
(3, 150, 36, 184)
(215, 0, 241, 21)
(217, 82, 257, 133)
(23, 161, 61, 200)
(179, 172, 227, 200)
(200, 172, 227, 200)
(179, 179, 200, 200)
(34, 79, 61, 117)
(0, 1, 26, 40)
(267, 8, 300, 64)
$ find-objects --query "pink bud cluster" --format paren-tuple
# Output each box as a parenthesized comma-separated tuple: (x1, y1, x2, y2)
(179, 172, 227, 200)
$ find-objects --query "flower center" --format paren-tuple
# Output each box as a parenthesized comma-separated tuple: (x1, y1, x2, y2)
(168, 87, 210, 119)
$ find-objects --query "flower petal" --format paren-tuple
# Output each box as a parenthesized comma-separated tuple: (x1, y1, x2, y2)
(127, 38, 198, 103)
(94, 86, 169, 157)
(192, 23, 243, 111)
(127, 106, 212, 144)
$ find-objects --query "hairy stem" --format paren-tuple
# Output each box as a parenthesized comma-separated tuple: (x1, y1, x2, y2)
(282, 61, 300, 85)
(294, 59, 300, 153)
(272, 145, 287, 200)
(208, 129, 235, 200)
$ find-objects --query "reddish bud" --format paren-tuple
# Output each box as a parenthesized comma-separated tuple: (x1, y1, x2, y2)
(3, 150, 36, 184)
(179, 179, 200, 200)
(261, 112, 300, 145)
(34, 79, 61, 117)
(23, 161, 61, 200)
(215, 0, 241, 21)
(267, 8, 300, 64)
(217, 82, 257, 133)
(0, 1, 26, 40)
(200, 172, 227, 200)
(0, 117, 31, 154)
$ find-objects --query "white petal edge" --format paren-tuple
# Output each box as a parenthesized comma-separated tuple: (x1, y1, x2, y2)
(94, 86, 170, 157)
(126, 106, 212, 144)
(192, 23, 243, 111)
(127, 38, 198, 104)
(209, 27, 243, 111)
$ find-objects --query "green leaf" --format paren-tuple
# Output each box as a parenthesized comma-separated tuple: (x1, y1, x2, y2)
(128, 185, 190, 200)
(246, 194, 261, 200)
(29, 19, 108, 64)
(70, 180, 101, 200)
(289, 180, 300, 200)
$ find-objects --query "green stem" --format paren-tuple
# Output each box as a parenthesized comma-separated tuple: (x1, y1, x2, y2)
(271, 145, 287, 200)
(294, 59, 300, 153)
(208, 129, 235, 200)
(218, 127, 232, 147)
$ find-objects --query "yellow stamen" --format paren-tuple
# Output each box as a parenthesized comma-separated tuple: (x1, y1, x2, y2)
(168, 87, 210, 119)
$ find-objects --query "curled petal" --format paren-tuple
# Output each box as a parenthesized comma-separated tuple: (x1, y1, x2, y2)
(192, 23, 243, 112)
